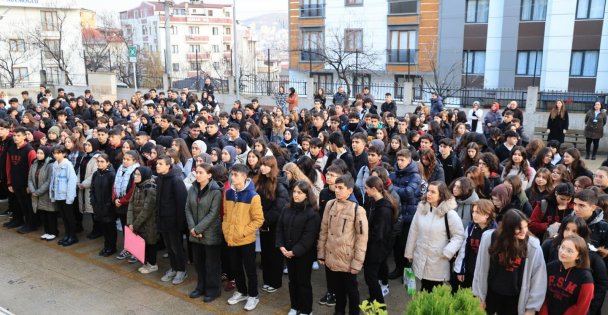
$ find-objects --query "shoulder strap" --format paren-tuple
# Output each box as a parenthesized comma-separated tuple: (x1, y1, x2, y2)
(444, 213, 451, 240)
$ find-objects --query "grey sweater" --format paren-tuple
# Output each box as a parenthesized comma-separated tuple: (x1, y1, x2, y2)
(472, 230, 547, 315)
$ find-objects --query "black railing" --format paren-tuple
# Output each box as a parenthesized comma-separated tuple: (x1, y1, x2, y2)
(538, 91, 608, 113)
(300, 3, 325, 17)
(239, 79, 307, 96)
(414, 87, 528, 108)
(388, 0, 418, 15)
(300, 50, 324, 62)
(171, 76, 229, 93)
(313, 82, 408, 101)
(387, 49, 417, 64)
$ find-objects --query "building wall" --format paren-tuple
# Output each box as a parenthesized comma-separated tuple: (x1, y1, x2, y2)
(540, 0, 576, 91)
(596, 4, 608, 91)
(484, 0, 519, 88)
(437, 0, 465, 87)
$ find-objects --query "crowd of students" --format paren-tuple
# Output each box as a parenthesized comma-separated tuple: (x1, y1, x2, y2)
(1, 84, 608, 315)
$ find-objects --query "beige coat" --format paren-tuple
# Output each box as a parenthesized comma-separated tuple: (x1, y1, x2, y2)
(77, 154, 98, 214)
(317, 199, 368, 272)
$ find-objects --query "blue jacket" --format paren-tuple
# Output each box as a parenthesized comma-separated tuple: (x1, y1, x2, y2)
(50, 159, 78, 204)
(390, 161, 422, 223)
(430, 96, 444, 117)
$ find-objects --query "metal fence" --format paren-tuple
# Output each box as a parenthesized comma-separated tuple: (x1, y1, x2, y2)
(417, 87, 529, 109)
(239, 79, 307, 96)
(537, 90, 608, 113)
(312, 81, 411, 102)
(171, 76, 229, 93)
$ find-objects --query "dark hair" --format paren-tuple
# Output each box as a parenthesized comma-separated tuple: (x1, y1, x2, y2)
(419, 149, 437, 181)
(335, 174, 355, 189)
(425, 181, 452, 205)
(13, 126, 27, 135)
(489, 209, 529, 268)
(328, 132, 345, 148)
(230, 163, 250, 176)
(296, 156, 318, 184)
(479, 152, 500, 173)
(290, 180, 318, 211)
(573, 189, 598, 206)
(52, 144, 69, 155)
(553, 215, 590, 247)
(449, 176, 475, 200)
(211, 165, 229, 183)
(365, 176, 399, 222)
(254, 156, 279, 200)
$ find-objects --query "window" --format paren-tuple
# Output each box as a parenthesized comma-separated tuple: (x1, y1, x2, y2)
(521, 0, 547, 21)
(44, 39, 59, 58)
(172, 45, 179, 54)
(353, 74, 371, 93)
(189, 26, 200, 35)
(189, 45, 201, 53)
(225, 11, 231, 17)
(300, 0, 325, 17)
(212, 27, 219, 35)
(345, 29, 363, 52)
(225, 44, 231, 51)
(577, 0, 606, 19)
(462, 51, 486, 74)
(13, 67, 28, 82)
(174, 9, 186, 15)
(212, 45, 220, 53)
(213, 62, 220, 69)
(190, 62, 201, 70)
(47, 67, 60, 84)
(301, 28, 323, 61)
(142, 25, 148, 35)
(9, 39, 25, 52)
(171, 26, 178, 35)
(388, 30, 417, 63)
(345, 0, 363, 5)
(172, 63, 180, 72)
(388, 0, 418, 15)
(208, 10, 214, 16)
(225, 27, 231, 35)
(570, 51, 599, 76)
(516, 51, 542, 76)
(312, 73, 333, 93)
(466, 0, 489, 23)
(41, 11, 58, 31)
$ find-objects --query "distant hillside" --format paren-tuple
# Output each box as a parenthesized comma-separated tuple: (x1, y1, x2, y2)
(243, 13, 288, 30)
(242, 12, 288, 52)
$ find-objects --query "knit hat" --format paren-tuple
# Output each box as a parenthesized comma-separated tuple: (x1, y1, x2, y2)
(157, 135, 173, 148)
(47, 126, 61, 139)
(32, 131, 46, 143)
(192, 140, 207, 154)
(370, 139, 386, 152)
(137, 166, 154, 183)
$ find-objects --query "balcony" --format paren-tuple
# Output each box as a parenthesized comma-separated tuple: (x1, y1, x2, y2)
(300, 3, 325, 18)
(223, 35, 232, 42)
(186, 53, 210, 60)
(300, 49, 323, 62)
(386, 49, 417, 64)
(388, 0, 418, 15)
(185, 35, 209, 42)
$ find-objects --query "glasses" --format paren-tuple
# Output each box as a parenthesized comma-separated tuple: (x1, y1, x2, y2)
(558, 245, 577, 255)
(133, 173, 141, 177)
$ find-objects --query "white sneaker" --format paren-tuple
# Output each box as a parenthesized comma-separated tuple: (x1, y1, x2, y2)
(288, 308, 298, 315)
(40, 234, 50, 240)
(227, 291, 248, 305)
(46, 234, 56, 240)
(161, 269, 177, 282)
(139, 263, 158, 274)
(244, 296, 259, 311)
(262, 284, 270, 292)
(265, 286, 277, 293)
(283, 266, 288, 274)
(312, 261, 319, 270)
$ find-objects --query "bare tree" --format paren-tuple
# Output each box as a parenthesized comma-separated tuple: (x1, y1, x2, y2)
(0, 35, 36, 87)
(297, 27, 379, 95)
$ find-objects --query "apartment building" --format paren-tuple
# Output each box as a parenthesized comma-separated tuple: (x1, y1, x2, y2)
(289, 0, 439, 96)
(0, 0, 86, 87)
(439, 0, 608, 92)
(119, 0, 234, 79)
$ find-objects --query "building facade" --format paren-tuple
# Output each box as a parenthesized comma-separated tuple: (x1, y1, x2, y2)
(288, 0, 439, 97)
(119, 0, 234, 80)
(0, 0, 86, 87)
(438, 0, 608, 92)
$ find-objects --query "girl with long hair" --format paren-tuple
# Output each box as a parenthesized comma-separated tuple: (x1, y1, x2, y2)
(246, 150, 262, 177)
(501, 146, 536, 190)
(530, 147, 554, 171)
(113, 150, 141, 260)
(91, 153, 117, 256)
(562, 148, 593, 180)
(529, 182, 574, 239)
(449, 177, 479, 227)
(551, 164, 572, 190)
(525, 168, 554, 208)
(282, 162, 314, 191)
(171, 138, 193, 175)
(546, 100, 569, 145)
(276, 180, 320, 315)
(461, 142, 480, 173)
(583, 101, 605, 160)
(473, 209, 547, 315)
(386, 135, 404, 167)
(254, 156, 290, 293)
(363, 176, 399, 304)
(465, 166, 487, 198)
(419, 148, 445, 186)
(296, 156, 324, 196)
(452, 122, 467, 146)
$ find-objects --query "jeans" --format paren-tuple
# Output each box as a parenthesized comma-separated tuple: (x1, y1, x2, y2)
(228, 242, 258, 297)
(162, 230, 186, 272)
(192, 243, 221, 297)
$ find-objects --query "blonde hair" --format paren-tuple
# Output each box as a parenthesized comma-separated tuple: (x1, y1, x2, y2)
(283, 162, 313, 186)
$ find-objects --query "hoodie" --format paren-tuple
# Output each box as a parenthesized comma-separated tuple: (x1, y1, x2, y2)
(156, 167, 188, 233)
(222, 178, 264, 246)
(365, 198, 394, 263)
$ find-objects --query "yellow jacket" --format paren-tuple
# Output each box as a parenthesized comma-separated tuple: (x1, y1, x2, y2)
(222, 179, 264, 246)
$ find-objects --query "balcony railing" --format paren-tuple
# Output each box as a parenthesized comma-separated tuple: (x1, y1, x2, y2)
(300, 3, 325, 18)
(300, 49, 323, 62)
(387, 49, 417, 64)
(388, 0, 418, 15)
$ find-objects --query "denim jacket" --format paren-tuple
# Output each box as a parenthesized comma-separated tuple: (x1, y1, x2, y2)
(50, 159, 78, 204)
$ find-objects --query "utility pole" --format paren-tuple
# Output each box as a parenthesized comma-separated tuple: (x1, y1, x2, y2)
(267, 48, 270, 95)
(232, 0, 239, 99)
(196, 48, 200, 91)
(164, 1, 173, 87)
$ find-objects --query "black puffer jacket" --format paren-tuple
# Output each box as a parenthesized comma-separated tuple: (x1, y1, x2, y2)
(90, 166, 116, 223)
(156, 167, 188, 233)
(275, 201, 320, 257)
(259, 176, 290, 229)
(365, 198, 394, 263)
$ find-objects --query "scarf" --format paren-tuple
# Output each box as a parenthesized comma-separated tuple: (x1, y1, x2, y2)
(114, 163, 140, 197)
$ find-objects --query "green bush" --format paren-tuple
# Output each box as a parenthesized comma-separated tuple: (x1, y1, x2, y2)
(405, 285, 486, 315)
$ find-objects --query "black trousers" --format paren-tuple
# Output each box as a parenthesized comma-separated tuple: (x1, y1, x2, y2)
(14, 187, 36, 227)
(162, 230, 186, 272)
(364, 260, 388, 303)
(221, 239, 234, 280)
(327, 268, 360, 315)
(192, 243, 221, 297)
(287, 251, 314, 314)
(56, 200, 75, 238)
(485, 290, 519, 315)
(228, 242, 258, 297)
(324, 263, 336, 294)
(100, 221, 117, 251)
(145, 243, 157, 265)
(586, 138, 600, 157)
(39, 210, 58, 235)
(260, 228, 283, 288)
(392, 222, 410, 272)
(420, 279, 444, 293)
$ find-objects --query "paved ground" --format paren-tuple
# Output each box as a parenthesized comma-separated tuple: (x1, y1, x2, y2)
(0, 217, 409, 315)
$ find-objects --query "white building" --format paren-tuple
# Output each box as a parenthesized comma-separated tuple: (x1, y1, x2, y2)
(0, 0, 87, 87)
(119, 0, 234, 80)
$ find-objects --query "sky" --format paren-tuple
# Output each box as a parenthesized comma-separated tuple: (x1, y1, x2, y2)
(80, 0, 287, 20)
